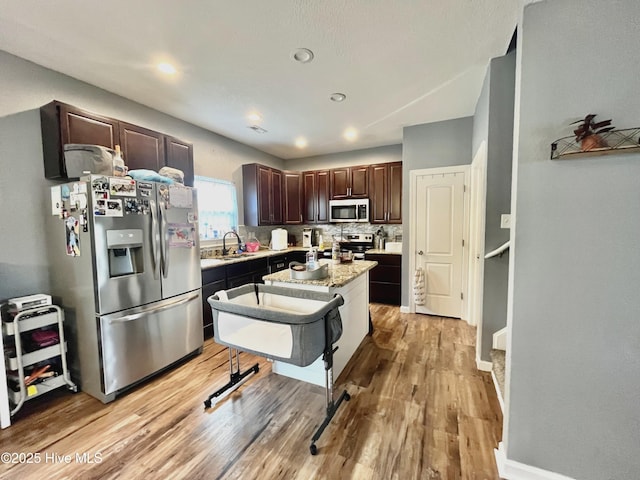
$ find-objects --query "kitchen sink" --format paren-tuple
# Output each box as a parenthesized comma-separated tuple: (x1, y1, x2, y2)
(218, 253, 258, 260)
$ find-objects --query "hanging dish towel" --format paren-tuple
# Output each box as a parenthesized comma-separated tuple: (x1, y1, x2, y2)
(413, 267, 426, 305)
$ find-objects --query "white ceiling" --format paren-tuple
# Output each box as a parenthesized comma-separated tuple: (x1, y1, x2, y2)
(0, 1, 518, 160)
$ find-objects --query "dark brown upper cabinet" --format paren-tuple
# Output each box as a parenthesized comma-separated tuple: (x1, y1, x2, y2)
(165, 137, 194, 187)
(283, 171, 303, 224)
(369, 164, 388, 223)
(40, 101, 194, 185)
(270, 169, 283, 225)
(243, 164, 283, 226)
(41, 101, 120, 179)
(330, 166, 369, 199)
(388, 162, 403, 223)
(118, 122, 165, 173)
(302, 170, 330, 224)
(369, 162, 402, 224)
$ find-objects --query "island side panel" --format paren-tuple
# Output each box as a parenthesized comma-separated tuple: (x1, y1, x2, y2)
(268, 272, 370, 386)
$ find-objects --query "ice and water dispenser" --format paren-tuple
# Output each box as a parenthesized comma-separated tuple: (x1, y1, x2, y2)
(106, 229, 144, 277)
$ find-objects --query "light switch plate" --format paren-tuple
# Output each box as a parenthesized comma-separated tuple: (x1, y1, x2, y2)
(501, 214, 511, 229)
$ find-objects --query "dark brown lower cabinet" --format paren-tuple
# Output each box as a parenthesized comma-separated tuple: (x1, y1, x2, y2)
(366, 253, 401, 305)
(202, 279, 225, 338)
(201, 266, 227, 339)
(200, 258, 269, 338)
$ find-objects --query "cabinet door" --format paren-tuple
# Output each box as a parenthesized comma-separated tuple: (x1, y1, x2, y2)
(302, 171, 316, 223)
(331, 168, 350, 199)
(244, 164, 283, 226)
(316, 170, 330, 223)
(252, 267, 268, 284)
(202, 278, 226, 338)
(61, 104, 120, 149)
(388, 162, 403, 223)
(350, 166, 369, 198)
(366, 253, 401, 305)
(165, 136, 194, 187)
(369, 164, 388, 224)
(287, 250, 308, 264)
(257, 165, 273, 225)
(302, 170, 330, 223)
(119, 122, 165, 172)
(283, 171, 303, 224)
(271, 169, 283, 224)
(41, 102, 120, 179)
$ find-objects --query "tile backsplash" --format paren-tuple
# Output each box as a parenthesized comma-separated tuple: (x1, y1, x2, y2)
(237, 223, 402, 248)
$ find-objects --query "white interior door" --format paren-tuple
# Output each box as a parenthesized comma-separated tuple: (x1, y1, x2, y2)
(415, 172, 465, 318)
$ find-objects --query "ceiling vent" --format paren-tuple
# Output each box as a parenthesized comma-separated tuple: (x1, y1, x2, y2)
(248, 125, 267, 133)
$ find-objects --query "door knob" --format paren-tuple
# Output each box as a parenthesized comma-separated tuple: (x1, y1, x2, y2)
(418, 250, 424, 255)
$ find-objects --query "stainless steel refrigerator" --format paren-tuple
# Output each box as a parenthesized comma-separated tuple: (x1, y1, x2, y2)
(46, 175, 203, 403)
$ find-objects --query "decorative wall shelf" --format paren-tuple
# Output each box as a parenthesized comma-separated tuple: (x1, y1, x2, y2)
(550, 127, 640, 160)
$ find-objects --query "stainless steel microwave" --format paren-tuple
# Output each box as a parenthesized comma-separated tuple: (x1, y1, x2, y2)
(329, 199, 369, 223)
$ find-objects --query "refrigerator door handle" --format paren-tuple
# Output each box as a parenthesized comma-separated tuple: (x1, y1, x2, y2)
(159, 200, 170, 278)
(149, 199, 160, 279)
(107, 292, 199, 324)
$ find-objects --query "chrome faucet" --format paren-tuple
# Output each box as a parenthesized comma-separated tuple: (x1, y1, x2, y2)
(222, 231, 241, 256)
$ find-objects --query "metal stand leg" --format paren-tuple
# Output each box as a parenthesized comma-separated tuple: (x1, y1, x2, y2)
(309, 347, 351, 455)
(204, 348, 259, 409)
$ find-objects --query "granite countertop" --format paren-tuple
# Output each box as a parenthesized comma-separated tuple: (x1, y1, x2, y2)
(262, 259, 378, 288)
(365, 249, 402, 255)
(200, 247, 307, 270)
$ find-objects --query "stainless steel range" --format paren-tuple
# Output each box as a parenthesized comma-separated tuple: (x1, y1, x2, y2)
(338, 233, 374, 260)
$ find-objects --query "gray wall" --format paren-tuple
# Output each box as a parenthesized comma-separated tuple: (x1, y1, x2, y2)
(507, 1, 640, 478)
(0, 50, 282, 300)
(473, 52, 516, 362)
(472, 66, 491, 159)
(284, 144, 402, 171)
(401, 116, 473, 306)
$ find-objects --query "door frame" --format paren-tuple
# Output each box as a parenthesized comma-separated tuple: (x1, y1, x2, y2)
(468, 142, 488, 327)
(409, 165, 470, 317)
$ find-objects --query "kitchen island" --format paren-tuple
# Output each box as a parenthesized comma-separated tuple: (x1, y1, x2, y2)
(262, 259, 377, 386)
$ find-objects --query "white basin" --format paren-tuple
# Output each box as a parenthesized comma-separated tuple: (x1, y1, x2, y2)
(385, 242, 402, 253)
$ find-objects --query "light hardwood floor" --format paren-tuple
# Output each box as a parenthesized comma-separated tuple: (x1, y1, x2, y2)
(0, 304, 502, 479)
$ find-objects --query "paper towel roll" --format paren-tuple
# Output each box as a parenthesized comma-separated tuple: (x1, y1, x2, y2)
(271, 228, 288, 250)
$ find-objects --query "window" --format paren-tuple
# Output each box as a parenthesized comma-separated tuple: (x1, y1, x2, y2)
(194, 176, 238, 241)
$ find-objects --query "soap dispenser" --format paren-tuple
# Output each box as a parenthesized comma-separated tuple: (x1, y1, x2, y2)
(306, 246, 318, 270)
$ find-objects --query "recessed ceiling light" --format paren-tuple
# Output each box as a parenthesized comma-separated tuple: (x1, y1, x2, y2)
(247, 112, 262, 122)
(157, 62, 177, 75)
(330, 93, 346, 102)
(292, 48, 314, 63)
(344, 128, 358, 141)
(295, 137, 308, 149)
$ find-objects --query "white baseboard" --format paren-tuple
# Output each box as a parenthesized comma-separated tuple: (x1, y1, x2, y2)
(400, 305, 410, 313)
(494, 443, 577, 480)
(493, 327, 507, 350)
(476, 358, 492, 372)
